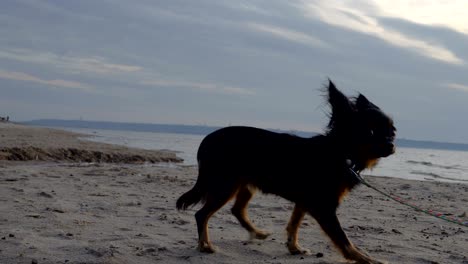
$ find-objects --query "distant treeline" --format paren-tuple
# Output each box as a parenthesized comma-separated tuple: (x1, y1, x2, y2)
(24, 119, 220, 135)
(23, 119, 315, 137)
(395, 139, 468, 152)
(23, 119, 468, 152)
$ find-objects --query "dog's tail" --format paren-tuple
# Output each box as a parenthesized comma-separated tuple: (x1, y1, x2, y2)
(176, 182, 205, 210)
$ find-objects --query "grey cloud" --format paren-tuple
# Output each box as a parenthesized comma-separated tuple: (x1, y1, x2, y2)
(1, 0, 468, 142)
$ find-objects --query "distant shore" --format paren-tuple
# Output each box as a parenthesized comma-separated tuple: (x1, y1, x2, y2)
(23, 119, 468, 151)
(0, 123, 467, 263)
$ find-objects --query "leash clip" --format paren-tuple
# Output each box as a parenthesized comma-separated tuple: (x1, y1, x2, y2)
(346, 159, 368, 186)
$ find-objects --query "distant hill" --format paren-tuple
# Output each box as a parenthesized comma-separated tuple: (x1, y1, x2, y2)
(24, 119, 220, 136)
(23, 119, 468, 152)
(22, 119, 315, 138)
(395, 139, 468, 152)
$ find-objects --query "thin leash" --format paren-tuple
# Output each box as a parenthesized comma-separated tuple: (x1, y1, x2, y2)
(348, 166, 468, 228)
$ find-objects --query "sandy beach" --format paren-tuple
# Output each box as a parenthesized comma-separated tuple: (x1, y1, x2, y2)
(0, 123, 467, 264)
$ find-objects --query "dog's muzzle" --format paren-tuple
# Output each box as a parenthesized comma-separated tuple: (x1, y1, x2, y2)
(381, 138, 395, 157)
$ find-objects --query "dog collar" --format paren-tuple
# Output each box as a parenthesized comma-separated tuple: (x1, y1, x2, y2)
(346, 159, 365, 183)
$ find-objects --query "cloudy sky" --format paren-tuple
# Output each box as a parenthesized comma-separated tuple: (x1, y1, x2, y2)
(1, 0, 468, 143)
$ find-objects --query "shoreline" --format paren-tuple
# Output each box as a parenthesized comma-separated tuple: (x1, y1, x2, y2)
(0, 123, 182, 163)
(28, 124, 468, 184)
(0, 124, 467, 263)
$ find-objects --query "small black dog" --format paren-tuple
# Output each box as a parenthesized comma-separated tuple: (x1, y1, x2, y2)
(177, 80, 396, 264)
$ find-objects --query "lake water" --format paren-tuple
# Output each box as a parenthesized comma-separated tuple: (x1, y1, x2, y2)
(65, 127, 468, 184)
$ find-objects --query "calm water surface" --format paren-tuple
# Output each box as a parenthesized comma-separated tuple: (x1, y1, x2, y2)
(66, 128, 468, 184)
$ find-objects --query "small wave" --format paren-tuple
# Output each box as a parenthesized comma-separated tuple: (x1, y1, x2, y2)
(406, 160, 461, 170)
(410, 170, 468, 182)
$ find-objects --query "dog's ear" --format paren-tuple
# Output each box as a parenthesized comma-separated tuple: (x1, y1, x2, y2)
(328, 79, 354, 118)
(356, 94, 380, 110)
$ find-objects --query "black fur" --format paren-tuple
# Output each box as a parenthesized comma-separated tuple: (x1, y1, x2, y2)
(177, 80, 395, 263)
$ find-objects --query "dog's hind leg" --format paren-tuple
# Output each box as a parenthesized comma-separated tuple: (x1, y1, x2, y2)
(286, 205, 310, 255)
(313, 210, 384, 264)
(195, 188, 238, 253)
(231, 185, 270, 240)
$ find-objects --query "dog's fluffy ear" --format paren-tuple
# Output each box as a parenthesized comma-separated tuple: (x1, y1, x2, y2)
(328, 79, 353, 118)
(356, 94, 380, 110)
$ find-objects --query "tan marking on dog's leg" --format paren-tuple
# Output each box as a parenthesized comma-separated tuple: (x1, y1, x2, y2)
(286, 205, 310, 255)
(314, 211, 385, 264)
(231, 185, 270, 240)
(195, 190, 238, 253)
(195, 210, 217, 253)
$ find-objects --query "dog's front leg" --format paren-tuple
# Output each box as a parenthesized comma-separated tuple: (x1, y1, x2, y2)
(313, 210, 385, 264)
(286, 205, 310, 255)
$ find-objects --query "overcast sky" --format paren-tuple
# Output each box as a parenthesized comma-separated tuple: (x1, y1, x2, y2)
(1, 0, 468, 143)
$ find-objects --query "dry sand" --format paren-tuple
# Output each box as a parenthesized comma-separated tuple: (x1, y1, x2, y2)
(0, 123, 467, 264)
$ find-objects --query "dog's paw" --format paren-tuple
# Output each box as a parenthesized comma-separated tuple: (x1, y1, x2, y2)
(249, 230, 271, 240)
(197, 242, 216, 253)
(287, 243, 311, 255)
